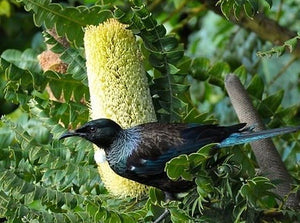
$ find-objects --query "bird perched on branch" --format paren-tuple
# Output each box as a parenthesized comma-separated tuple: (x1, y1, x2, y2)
(60, 118, 300, 196)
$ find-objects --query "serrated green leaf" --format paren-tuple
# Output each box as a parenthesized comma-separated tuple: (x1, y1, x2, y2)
(160, 36, 178, 52)
(165, 155, 191, 180)
(195, 175, 213, 196)
(120, 214, 135, 223)
(207, 61, 230, 87)
(258, 90, 284, 118)
(190, 57, 210, 81)
(1, 49, 41, 73)
(220, 1, 231, 20)
(155, 24, 167, 38)
(149, 53, 165, 69)
(114, 8, 131, 23)
(239, 176, 278, 208)
(149, 188, 164, 205)
(20, 0, 112, 47)
(168, 63, 180, 74)
(247, 74, 264, 99)
(59, 48, 88, 85)
(257, 45, 286, 57)
(169, 207, 191, 222)
(284, 36, 299, 52)
(265, 0, 272, 8)
(128, 13, 144, 30)
(172, 97, 188, 113)
(209, 62, 230, 78)
(188, 153, 207, 168)
(233, 200, 247, 222)
(271, 105, 299, 125)
(208, 75, 224, 88)
(243, 1, 255, 18)
(48, 79, 62, 100)
(171, 83, 189, 93)
(166, 49, 184, 63)
(233, 65, 247, 84)
(257, 31, 300, 58)
(231, 146, 256, 177)
(0, 0, 10, 17)
(109, 212, 122, 223)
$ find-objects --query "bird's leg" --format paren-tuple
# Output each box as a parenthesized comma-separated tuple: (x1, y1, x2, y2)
(153, 209, 169, 223)
(152, 192, 175, 223)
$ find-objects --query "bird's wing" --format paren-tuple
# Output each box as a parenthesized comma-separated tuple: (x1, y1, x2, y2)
(126, 122, 246, 176)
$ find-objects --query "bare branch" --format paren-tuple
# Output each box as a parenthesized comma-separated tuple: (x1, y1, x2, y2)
(200, 0, 300, 57)
(225, 74, 299, 208)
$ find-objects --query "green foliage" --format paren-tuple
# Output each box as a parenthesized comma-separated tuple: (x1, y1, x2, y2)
(163, 144, 297, 222)
(0, 9, 145, 219)
(0, 106, 147, 221)
(43, 31, 88, 85)
(217, 0, 272, 19)
(257, 33, 300, 57)
(115, 1, 191, 122)
(239, 176, 280, 208)
(18, 0, 112, 47)
(0, 46, 89, 128)
(1, 0, 300, 222)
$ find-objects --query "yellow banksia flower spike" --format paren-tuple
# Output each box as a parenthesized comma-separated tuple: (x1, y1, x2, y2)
(84, 18, 157, 198)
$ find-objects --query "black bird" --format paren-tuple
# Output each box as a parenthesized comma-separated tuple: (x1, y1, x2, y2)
(60, 118, 300, 195)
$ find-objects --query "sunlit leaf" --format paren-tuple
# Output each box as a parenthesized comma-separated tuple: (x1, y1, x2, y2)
(19, 0, 112, 47)
(247, 74, 264, 99)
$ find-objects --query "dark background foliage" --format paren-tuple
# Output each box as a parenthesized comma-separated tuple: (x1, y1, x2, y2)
(0, 0, 299, 222)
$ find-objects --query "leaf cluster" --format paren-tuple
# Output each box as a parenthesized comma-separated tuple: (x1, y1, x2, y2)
(115, 1, 192, 123)
(0, 2, 145, 220)
(19, 0, 112, 47)
(257, 33, 300, 57)
(218, 0, 272, 19)
(163, 144, 283, 222)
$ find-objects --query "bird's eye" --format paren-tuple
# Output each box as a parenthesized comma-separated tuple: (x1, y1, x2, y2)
(89, 127, 96, 133)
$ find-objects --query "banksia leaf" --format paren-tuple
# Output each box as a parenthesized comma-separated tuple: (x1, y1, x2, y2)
(84, 18, 157, 198)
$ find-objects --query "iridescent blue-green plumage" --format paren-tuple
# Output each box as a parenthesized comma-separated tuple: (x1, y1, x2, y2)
(60, 118, 300, 194)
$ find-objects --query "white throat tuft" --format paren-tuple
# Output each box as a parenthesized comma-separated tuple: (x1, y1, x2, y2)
(94, 149, 107, 164)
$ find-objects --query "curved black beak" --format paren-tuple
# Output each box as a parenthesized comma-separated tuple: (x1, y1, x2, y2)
(59, 131, 84, 140)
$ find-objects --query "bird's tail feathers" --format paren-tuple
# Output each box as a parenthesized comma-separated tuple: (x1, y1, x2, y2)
(219, 126, 300, 148)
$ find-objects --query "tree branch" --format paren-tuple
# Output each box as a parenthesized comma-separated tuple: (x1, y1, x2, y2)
(225, 74, 299, 208)
(200, 0, 300, 57)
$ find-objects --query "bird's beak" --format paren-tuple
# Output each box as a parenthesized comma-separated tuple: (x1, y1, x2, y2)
(59, 131, 84, 140)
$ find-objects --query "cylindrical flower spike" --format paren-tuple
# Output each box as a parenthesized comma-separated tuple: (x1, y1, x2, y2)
(84, 19, 157, 198)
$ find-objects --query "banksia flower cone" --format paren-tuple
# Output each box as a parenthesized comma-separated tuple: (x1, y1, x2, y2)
(84, 19, 157, 198)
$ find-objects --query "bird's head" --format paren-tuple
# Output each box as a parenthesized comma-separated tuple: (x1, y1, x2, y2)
(59, 118, 122, 149)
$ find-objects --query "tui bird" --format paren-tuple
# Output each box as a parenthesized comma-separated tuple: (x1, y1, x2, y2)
(60, 118, 300, 196)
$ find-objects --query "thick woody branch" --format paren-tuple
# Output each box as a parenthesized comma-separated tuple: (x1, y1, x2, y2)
(225, 74, 299, 208)
(200, 0, 300, 57)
